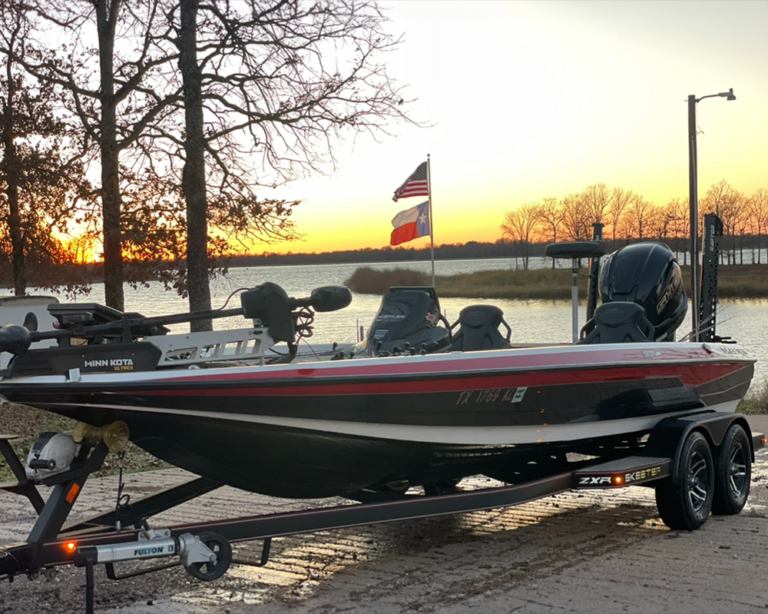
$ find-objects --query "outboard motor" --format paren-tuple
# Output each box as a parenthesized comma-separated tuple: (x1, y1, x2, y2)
(580, 242, 687, 344)
(450, 305, 512, 351)
(343, 287, 450, 357)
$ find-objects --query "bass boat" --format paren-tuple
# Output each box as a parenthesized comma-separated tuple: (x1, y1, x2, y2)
(0, 242, 755, 498)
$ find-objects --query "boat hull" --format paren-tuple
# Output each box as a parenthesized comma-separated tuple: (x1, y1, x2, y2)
(0, 343, 754, 498)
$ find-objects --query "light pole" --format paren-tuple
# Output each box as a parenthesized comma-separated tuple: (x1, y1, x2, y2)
(687, 88, 735, 342)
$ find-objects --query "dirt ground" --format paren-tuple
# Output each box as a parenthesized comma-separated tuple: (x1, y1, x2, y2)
(1, 416, 768, 614)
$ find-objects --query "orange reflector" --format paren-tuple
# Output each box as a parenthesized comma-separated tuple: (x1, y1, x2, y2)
(762, 437, 767, 446)
(65, 541, 77, 553)
(65, 483, 81, 504)
(613, 475, 624, 485)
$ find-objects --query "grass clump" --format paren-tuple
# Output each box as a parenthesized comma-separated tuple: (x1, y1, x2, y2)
(436, 268, 589, 300)
(345, 263, 768, 300)
(715, 265, 768, 299)
(345, 267, 430, 294)
(344, 265, 592, 300)
(0, 402, 168, 482)
(737, 381, 768, 415)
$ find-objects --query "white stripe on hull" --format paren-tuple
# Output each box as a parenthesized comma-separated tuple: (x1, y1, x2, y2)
(44, 400, 740, 445)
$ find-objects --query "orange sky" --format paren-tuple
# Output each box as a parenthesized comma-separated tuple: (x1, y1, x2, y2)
(251, 1, 768, 255)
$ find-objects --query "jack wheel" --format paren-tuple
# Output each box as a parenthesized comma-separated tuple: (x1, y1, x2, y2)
(185, 532, 232, 581)
(712, 423, 751, 515)
(655, 431, 714, 531)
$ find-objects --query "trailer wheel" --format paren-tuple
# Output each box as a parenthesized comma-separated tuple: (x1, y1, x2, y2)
(655, 431, 714, 531)
(185, 532, 232, 581)
(712, 423, 751, 515)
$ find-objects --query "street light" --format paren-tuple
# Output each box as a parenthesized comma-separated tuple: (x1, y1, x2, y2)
(687, 88, 735, 342)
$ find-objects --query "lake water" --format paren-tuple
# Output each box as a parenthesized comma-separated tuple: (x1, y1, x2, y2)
(18, 257, 768, 385)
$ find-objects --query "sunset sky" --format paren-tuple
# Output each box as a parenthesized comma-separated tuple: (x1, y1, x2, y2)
(262, 0, 768, 255)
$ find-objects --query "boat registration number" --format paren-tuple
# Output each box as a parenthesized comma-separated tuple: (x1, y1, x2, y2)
(455, 387, 527, 405)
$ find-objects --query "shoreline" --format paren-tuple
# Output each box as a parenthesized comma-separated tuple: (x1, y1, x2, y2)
(348, 263, 768, 301)
(5, 262, 768, 302)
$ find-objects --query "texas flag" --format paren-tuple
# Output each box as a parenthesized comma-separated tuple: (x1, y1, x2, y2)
(390, 201, 430, 246)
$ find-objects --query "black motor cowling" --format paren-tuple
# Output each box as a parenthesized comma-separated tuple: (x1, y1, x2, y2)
(593, 242, 687, 341)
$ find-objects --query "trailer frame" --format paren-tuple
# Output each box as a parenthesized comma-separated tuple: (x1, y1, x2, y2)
(0, 410, 764, 613)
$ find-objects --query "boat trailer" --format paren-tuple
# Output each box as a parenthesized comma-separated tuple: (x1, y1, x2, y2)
(1, 411, 764, 614)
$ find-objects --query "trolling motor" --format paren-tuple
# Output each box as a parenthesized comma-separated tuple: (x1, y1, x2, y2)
(240, 282, 351, 343)
(0, 283, 352, 375)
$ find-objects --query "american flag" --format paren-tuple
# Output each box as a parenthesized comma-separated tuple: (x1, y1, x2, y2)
(392, 162, 429, 201)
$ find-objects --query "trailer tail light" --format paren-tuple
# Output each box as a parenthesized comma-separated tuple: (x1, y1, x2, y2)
(613, 475, 624, 485)
(64, 541, 77, 554)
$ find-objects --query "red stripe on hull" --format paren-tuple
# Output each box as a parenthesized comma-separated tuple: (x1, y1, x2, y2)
(120, 362, 746, 398)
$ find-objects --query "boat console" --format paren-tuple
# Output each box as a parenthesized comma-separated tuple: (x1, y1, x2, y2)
(341, 286, 452, 358)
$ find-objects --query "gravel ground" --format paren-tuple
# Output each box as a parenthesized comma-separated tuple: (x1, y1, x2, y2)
(1, 416, 767, 614)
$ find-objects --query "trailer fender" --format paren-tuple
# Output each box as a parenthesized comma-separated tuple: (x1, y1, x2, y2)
(644, 412, 754, 484)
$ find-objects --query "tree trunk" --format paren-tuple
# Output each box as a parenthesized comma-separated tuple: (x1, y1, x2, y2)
(96, 0, 124, 311)
(178, 0, 212, 330)
(2, 60, 26, 295)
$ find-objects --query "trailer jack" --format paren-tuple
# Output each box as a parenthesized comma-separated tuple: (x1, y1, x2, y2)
(74, 529, 232, 613)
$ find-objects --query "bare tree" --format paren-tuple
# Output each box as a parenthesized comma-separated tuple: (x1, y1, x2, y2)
(0, 1, 91, 295)
(607, 187, 634, 243)
(748, 188, 768, 264)
(645, 203, 671, 241)
(666, 197, 690, 264)
(10, 0, 181, 310)
(152, 0, 412, 324)
(560, 194, 589, 242)
(175, 0, 211, 327)
(536, 197, 563, 269)
(501, 203, 541, 270)
(702, 180, 742, 264)
(582, 183, 612, 227)
(624, 196, 654, 240)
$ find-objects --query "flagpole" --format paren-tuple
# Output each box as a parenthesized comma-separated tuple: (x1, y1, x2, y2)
(427, 154, 435, 288)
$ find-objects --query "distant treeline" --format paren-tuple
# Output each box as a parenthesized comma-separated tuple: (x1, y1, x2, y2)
(228, 241, 518, 267)
(501, 180, 768, 270)
(227, 237, 705, 268)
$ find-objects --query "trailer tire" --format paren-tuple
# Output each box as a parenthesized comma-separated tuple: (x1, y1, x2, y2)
(185, 532, 232, 581)
(655, 431, 714, 531)
(712, 423, 751, 515)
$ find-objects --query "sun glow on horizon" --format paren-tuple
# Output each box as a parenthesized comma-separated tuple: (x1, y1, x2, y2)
(254, 1, 768, 255)
(33, 2, 768, 261)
